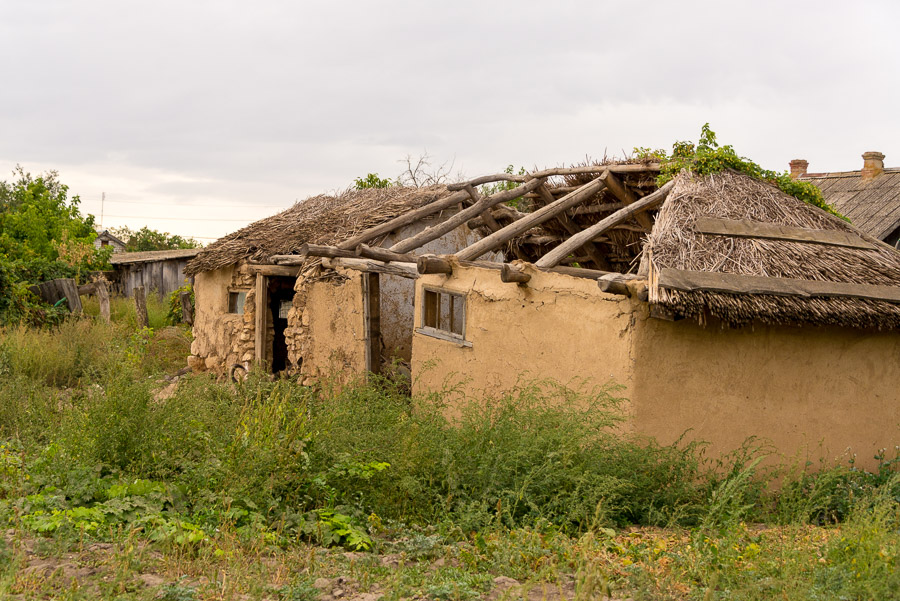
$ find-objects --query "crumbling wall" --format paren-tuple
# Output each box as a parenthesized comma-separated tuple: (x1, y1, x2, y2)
(188, 262, 260, 375)
(285, 266, 367, 385)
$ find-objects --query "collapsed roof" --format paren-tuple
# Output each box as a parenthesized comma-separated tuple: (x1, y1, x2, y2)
(186, 162, 900, 330)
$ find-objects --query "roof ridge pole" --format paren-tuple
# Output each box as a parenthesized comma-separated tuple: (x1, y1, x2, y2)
(455, 177, 607, 262)
(388, 178, 545, 254)
(535, 180, 676, 268)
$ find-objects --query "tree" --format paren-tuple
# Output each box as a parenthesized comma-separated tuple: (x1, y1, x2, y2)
(0, 166, 108, 324)
(110, 226, 201, 252)
(0, 166, 107, 282)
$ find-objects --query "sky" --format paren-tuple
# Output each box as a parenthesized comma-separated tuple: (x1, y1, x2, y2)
(1, 0, 898, 243)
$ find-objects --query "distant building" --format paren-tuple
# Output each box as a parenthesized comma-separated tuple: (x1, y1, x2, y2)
(94, 229, 127, 253)
(791, 152, 900, 247)
(110, 249, 200, 299)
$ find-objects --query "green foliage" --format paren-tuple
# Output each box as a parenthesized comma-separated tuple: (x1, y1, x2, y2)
(1, 317, 900, 600)
(479, 165, 528, 211)
(354, 173, 394, 189)
(110, 225, 201, 252)
(0, 166, 113, 325)
(166, 282, 194, 325)
(640, 124, 846, 219)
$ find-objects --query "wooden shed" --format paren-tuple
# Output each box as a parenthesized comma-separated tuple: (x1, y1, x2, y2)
(110, 248, 200, 299)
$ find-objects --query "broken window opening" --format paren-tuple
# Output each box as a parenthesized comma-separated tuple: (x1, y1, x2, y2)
(228, 290, 247, 314)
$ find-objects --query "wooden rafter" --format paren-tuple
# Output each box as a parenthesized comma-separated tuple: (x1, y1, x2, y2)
(335, 190, 470, 251)
(535, 180, 675, 268)
(535, 183, 611, 270)
(389, 178, 545, 254)
(600, 171, 654, 230)
(456, 178, 607, 261)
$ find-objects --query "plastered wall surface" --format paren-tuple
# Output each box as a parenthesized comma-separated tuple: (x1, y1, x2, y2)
(410, 263, 900, 469)
(297, 272, 367, 385)
(410, 263, 637, 408)
(630, 312, 900, 471)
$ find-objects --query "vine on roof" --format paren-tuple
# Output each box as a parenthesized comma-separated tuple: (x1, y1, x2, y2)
(635, 124, 847, 220)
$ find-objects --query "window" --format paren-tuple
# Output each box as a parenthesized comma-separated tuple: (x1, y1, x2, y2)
(416, 287, 471, 346)
(228, 291, 247, 314)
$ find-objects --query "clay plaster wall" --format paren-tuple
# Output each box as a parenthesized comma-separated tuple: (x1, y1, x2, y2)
(295, 271, 367, 385)
(410, 263, 900, 469)
(411, 262, 637, 405)
(630, 313, 900, 470)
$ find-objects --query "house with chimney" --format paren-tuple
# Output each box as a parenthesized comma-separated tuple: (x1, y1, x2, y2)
(790, 152, 900, 248)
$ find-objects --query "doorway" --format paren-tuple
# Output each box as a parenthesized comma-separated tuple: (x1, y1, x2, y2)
(267, 276, 296, 373)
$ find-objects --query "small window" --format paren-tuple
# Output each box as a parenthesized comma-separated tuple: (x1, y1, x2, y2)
(417, 287, 470, 346)
(278, 299, 292, 319)
(228, 291, 247, 314)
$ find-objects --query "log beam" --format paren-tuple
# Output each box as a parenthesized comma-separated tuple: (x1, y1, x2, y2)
(354, 244, 417, 263)
(456, 178, 607, 261)
(322, 257, 419, 279)
(600, 171, 654, 230)
(389, 178, 545, 254)
(535, 180, 675, 268)
(536, 183, 611, 270)
(500, 264, 531, 284)
(335, 190, 470, 250)
(417, 255, 453, 275)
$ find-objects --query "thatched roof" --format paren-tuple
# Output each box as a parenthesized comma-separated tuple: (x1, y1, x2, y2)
(648, 171, 900, 329)
(184, 185, 449, 276)
(800, 168, 900, 242)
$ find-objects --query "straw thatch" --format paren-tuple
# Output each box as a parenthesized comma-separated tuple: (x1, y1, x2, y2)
(648, 171, 900, 329)
(184, 185, 450, 276)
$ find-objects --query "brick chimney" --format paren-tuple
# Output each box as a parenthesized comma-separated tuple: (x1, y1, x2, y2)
(789, 159, 809, 180)
(861, 151, 885, 182)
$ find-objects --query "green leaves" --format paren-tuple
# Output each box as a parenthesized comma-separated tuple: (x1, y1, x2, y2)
(655, 124, 846, 220)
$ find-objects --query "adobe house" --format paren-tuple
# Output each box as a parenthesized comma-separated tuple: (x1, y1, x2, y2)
(791, 152, 900, 247)
(187, 164, 900, 468)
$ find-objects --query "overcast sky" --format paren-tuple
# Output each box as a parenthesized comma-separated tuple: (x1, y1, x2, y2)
(1, 1, 897, 242)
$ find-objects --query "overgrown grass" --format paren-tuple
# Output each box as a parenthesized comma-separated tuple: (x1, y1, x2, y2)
(0, 314, 898, 599)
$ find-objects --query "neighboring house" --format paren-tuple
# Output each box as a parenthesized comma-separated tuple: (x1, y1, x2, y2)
(791, 152, 900, 247)
(185, 165, 900, 469)
(110, 249, 201, 299)
(94, 229, 127, 253)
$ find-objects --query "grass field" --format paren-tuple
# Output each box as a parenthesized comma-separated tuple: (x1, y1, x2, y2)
(0, 309, 897, 600)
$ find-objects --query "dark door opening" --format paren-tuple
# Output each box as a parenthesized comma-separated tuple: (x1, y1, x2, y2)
(268, 276, 295, 374)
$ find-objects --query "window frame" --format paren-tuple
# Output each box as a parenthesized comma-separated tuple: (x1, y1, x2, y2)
(227, 289, 249, 314)
(415, 286, 472, 347)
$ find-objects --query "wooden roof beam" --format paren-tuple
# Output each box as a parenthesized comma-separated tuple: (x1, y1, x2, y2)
(535, 183, 611, 270)
(535, 180, 675, 268)
(455, 177, 608, 261)
(388, 178, 545, 254)
(600, 171, 654, 230)
(335, 189, 470, 251)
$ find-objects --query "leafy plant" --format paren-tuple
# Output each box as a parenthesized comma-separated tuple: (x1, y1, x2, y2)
(166, 282, 193, 325)
(639, 124, 846, 219)
(354, 173, 394, 189)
